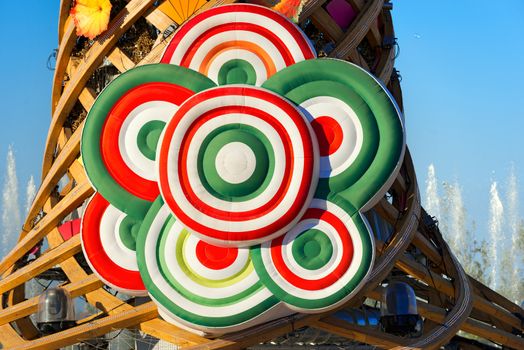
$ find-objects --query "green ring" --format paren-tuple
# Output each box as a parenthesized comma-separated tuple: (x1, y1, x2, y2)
(119, 215, 142, 251)
(136, 196, 279, 328)
(251, 196, 374, 310)
(81, 64, 216, 217)
(262, 59, 404, 213)
(136, 120, 166, 161)
(292, 229, 333, 270)
(218, 59, 257, 85)
(197, 124, 275, 201)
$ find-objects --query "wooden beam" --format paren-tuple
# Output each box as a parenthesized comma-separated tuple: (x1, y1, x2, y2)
(23, 120, 84, 233)
(347, 0, 382, 47)
(78, 87, 96, 111)
(313, 317, 407, 348)
(57, 1, 72, 43)
(299, 0, 328, 22)
(52, 21, 76, 113)
(107, 47, 135, 73)
(144, 5, 175, 33)
(329, 0, 384, 59)
(0, 235, 81, 294)
(0, 181, 93, 275)
(311, 7, 343, 42)
(138, 319, 212, 347)
(396, 254, 522, 331)
(469, 277, 524, 316)
(42, 0, 158, 178)
(0, 275, 102, 326)
(8, 302, 159, 350)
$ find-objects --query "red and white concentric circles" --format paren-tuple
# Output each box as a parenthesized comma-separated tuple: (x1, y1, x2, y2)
(301, 96, 364, 178)
(158, 86, 319, 246)
(81, 193, 146, 295)
(258, 199, 366, 302)
(100, 83, 192, 201)
(160, 4, 315, 85)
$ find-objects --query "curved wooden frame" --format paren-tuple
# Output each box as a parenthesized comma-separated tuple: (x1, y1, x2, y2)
(1, 1, 522, 349)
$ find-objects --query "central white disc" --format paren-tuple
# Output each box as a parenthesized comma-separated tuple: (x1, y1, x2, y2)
(215, 142, 257, 184)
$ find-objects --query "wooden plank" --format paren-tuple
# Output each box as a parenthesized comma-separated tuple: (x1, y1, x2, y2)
(347, 0, 382, 47)
(42, 0, 158, 178)
(375, 10, 395, 83)
(57, 1, 72, 43)
(23, 120, 84, 233)
(469, 277, 524, 316)
(68, 158, 87, 184)
(0, 324, 26, 348)
(78, 87, 96, 111)
(8, 286, 40, 340)
(412, 231, 443, 266)
(299, 0, 328, 22)
(107, 47, 135, 73)
(139, 319, 212, 347)
(0, 181, 93, 275)
(329, 0, 383, 59)
(0, 235, 81, 294)
(396, 254, 522, 331)
(52, 21, 76, 113)
(8, 302, 159, 350)
(144, 5, 176, 33)
(311, 7, 343, 41)
(313, 317, 407, 348)
(0, 275, 102, 326)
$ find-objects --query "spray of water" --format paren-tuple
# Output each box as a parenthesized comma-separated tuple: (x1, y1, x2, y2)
(441, 181, 466, 259)
(488, 181, 504, 290)
(1, 145, 22, 259)
(506, 165, 520, 301)
(425, 164, 441, 220)
(25, 175, 36, 216)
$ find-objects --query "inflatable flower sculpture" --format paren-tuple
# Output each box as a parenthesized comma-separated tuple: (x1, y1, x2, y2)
(81, 4, 404, 335)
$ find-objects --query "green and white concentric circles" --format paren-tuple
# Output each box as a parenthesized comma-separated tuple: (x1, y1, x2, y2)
(136, 196, 280, 332)
(262, 59, 405, 212)
(81, 64, 216, 217)
(251, 197, 374, 312)
(197, 123, 274, 201)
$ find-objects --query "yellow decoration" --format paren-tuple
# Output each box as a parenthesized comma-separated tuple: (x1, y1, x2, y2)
(272, 0, 307, 23)
(70, 0, 112, 40)
(159, 0, 208, 25)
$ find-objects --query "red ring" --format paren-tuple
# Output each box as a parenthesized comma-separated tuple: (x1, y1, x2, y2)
(178, 106, 292, 221)
(161, 4, 315, 64)
(196, 241, 239, 270)
(269, 208, 354, 290)
(178, 23, 298, 68)
(311, 116, 344, 156)
(101, 82, 193, 201)
(81, 194, 145, 292)
(158, 86, 316, 243)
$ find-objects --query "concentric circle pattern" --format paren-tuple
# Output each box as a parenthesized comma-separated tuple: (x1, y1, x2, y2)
(251, 198, 374, 311)
(81, 193, 147, 295)
(262, 59, 404, 211)
(161, 4, 316, 86)
(136, 197, 282, 334)
(79, 4, 406, 336)
(81, 64, 216, 217)
(158, 85, 319, 246)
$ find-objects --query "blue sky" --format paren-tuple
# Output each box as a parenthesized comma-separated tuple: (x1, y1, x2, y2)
(0, 1, 523, 241)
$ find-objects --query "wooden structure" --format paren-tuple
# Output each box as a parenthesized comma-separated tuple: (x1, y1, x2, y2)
(0, 0, 522, 349)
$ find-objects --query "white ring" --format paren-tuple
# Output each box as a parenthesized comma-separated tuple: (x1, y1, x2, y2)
(119, 101, 178, 180)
